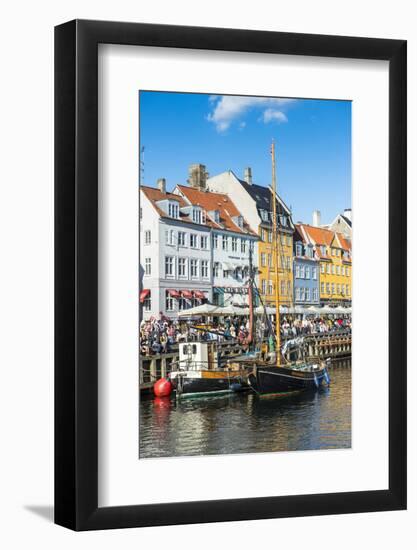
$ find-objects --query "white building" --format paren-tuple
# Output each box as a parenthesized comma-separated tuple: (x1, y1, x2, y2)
(140, 179, 212, 319)
(174, 184, 259, 307)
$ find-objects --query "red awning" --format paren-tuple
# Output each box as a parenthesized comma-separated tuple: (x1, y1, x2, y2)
(168, 289, 181, 298)
(139, 289, 150, 303)
(193, 290, 205, 299)
(181, 290, 193, 299)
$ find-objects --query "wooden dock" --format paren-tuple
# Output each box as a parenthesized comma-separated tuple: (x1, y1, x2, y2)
(139, 330, 352, 392)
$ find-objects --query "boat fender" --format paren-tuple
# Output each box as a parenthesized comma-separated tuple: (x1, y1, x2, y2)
(313, 373, 319, 388)
(153, 377, 173, 397)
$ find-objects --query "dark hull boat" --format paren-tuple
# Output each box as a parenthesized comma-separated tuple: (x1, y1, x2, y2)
(248, 361, 330, 396)
(170, 370, 249, 399)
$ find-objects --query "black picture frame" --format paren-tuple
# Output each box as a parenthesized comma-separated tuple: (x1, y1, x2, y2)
(55, 19, 407, 531)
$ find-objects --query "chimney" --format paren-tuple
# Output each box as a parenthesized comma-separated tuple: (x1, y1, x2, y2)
(343, 208, 352, 221)
(312, 210, 321, 227)
(157, 178, 166, 194)
(187, 163, 208, 190)
(244, 167, 252, 185)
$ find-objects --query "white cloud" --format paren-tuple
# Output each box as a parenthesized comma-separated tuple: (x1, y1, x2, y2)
(207, 96, 292, 132)
(262, 109, 288, 124)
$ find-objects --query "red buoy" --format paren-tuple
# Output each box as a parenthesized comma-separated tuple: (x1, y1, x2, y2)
(153, 377, 173, 397)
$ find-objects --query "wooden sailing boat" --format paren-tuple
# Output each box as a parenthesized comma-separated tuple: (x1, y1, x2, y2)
(247, 141, 331, 396)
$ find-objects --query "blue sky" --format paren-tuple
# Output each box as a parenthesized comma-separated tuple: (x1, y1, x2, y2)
(139, 91, 351, 225)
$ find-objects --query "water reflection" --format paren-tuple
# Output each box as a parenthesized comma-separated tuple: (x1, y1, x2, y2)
(139, 360, 351, 458)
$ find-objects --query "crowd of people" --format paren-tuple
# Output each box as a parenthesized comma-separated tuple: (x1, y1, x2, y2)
(139, 313, 351, 356)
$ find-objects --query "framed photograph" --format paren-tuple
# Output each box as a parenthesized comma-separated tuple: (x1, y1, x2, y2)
(55, 20, 406, 530)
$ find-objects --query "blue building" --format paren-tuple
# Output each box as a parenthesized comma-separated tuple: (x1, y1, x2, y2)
(293, 225, 320, 306)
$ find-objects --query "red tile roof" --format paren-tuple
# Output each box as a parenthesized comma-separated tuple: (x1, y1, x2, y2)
(175, 185, 258, 236)
(297, 223, 352, 260)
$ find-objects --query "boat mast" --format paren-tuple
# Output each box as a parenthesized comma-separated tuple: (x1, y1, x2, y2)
(271, 140, 281, 367)
(247, 243, 254, 346)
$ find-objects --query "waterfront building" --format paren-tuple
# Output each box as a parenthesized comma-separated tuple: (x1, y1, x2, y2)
(293, 224, 320, 306)
(299, 223, 352, 306)
(321, 208, 352, 240)
(174, 182, 259, 307)
(206, 167, 295, 307)
(140, 178, 212, 319)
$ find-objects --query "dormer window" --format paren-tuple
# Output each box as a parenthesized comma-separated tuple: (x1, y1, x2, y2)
(232, 215, 244, 228)
(296, 242, 303, 257)
(168, 201, 179, 219)
(191, 206, 205, 225)
(211, 210, 220, 223)
(260, 209, 268, 222)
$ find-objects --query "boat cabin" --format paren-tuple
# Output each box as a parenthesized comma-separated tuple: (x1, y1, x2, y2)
(178, 341, 219, 371)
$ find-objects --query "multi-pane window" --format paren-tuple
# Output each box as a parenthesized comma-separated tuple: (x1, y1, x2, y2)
(337, 284, 341, 294)
(231, 237, 237, 252)
(166, 291, 175, 312)
(241, 239, 246, 253)
(312, 267, 317, 280)
(295, 287, 301, 301)
(143, 291, 151, 311)
(222, 235, 228, 251)
(321, 282, 325, 294)
(178, 298, 187, 311)
(145, 258, 151, 276)
(201, 260, 209, 279)
(313, 288, 318, 302)
(342, 284, 345, 295)
(166, 229, 175, 245)
(342, 266, 345, 276)
(296, 243, 302, 257)
(327, 264, 331, 274)
(346, 285, 350, 296)
(192, 208, 202, 224)
(268, 230, 273, 243)
(300, 288, 305, 301)
(261, 253, 266, 267)
(331, 283, 335, 295)
(287, 281, 291, 296)
(168, 202, 179, 218)
(178, 258, 187, 278)
(178, 231, 186, 246)
(165, 256, 174, 277)
(212, 234, 218, 248)
(305, 266, 310, 279)
(300, 265, 305, 279)
(261, 229, 266, 241)
(280, 280, 285, 295)
(190, 259, 198, 278)
(295, 265, 300, 278)
(321, 264, 325, 274)
(213, 262, 220, 278)
(269, 280, 274, 295)
(326, 283, 330, 294)
(261, 279, 267, 294)
(336, 265, 340, 275)
(144, 230, 151, 244)
(201, 236, 208, 249)
(190, 234, 197, 248)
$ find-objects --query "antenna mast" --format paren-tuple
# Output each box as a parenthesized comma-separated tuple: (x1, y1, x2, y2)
(271, 140, 281, 367)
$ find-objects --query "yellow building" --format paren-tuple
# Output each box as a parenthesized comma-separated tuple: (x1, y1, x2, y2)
(206, 169, 295, 307)
(300, 224, 352, 305)
(258, 225, 293, 307)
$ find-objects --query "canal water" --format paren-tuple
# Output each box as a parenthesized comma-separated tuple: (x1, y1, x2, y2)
(139, 360, 351, 459)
